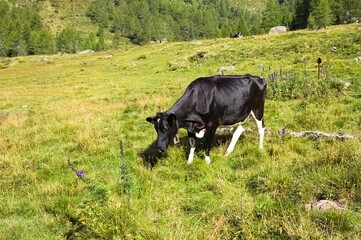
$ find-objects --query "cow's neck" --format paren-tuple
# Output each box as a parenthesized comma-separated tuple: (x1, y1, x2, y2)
(166, 98, 192, 127)
(166, 101, 206, 129)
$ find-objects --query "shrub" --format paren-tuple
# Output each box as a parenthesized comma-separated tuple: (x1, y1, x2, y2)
(266, 70, 343, 100)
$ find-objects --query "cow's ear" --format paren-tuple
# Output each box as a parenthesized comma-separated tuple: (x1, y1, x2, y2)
(146, 116, 156, 123)
(167, 113, 177, 125)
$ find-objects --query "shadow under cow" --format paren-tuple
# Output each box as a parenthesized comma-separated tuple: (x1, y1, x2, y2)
(140, 131, 237, 168)
(139, 140, 165, 169)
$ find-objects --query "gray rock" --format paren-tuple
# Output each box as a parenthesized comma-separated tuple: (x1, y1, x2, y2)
(78, 49, 94, 55)
(269, 26, 287, 35)
(306, 200, 347, 211)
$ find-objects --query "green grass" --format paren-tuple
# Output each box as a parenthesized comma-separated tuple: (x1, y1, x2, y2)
(1, 24, 361, 239)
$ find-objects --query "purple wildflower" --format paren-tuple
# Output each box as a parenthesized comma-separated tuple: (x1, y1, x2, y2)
(76, 170, 84, 179)
(278, 127, 286, 136)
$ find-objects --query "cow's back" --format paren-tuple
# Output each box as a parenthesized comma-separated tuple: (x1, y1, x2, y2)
(169, 74, 266, 125)
(213, 74, 266, 90)
(212, 75, 266, 124)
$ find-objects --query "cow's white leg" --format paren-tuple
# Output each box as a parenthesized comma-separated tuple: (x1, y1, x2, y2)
(187, 147, 195, 164)
(196, 129, 206, 138)
(251, 111, 265, 149)
(225, 124, 244, 156)
(257, 120, 265, 149)
(205, 155, 211, 164)
(188, 147, 211, 164)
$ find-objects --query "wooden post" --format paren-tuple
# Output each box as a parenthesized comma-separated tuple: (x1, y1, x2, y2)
(316, 57, 322, 79)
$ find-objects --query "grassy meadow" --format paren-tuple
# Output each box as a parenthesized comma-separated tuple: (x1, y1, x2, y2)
(1, 24, 361, 239)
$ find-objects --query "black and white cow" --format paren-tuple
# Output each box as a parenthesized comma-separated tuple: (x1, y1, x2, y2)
(146, 74, 266, 164)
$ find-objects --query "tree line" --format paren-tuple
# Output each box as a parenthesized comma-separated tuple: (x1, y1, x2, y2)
(87, 0, 361, 43)
(0, 0, 360, 57)
(0, 0, 106, 57)
(87, 0, 261, 45)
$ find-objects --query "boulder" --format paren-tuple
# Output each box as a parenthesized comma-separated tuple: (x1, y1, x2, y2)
(78, 49, 94, 55)
(306, 200, 347, 211)
(269, 26, 287, 35)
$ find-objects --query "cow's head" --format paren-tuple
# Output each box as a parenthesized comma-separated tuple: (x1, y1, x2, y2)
(146, 112, 178, 153)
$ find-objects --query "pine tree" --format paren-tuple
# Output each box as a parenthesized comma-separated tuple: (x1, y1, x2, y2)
(279, 1, 294, 28)
(261, 0, 282, 33)
(86, 0, 111, 28)
(202, 7, 220, 38)
(291, 0, 311, 29)
(30, 29, 55, 55)
(111, 9, 123, 33)
(96, 25, 106, 50)
(56, 26, 82, 53)
(342, 0, 361, 23)
(328, 0, 343, 24)
(219, 18, 232, 37)
(21, 23, 31, 41)
(308, 0, 333, 28)
(82, 32, 97, 50)
(96, 35, 106, 51)
(112, 30, 121, 48)
(8, 29, 27, 57)
(237, 16, 250, 36)
(307, 14, 317, 28)
(179, 19, 191, 40)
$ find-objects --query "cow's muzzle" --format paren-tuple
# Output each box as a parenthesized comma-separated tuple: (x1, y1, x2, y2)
(157, 147, 165, 153)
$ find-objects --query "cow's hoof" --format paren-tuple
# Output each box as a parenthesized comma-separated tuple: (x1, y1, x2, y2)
(187, 159, 193, 164)
(205, 156, 211, 164)
(224, 151, 230, 157)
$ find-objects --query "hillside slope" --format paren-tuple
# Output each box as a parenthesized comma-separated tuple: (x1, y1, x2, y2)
(36, 0, 266, 35)
(0, 24, 361, 239)
(39, 0, 94, 34)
